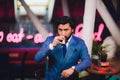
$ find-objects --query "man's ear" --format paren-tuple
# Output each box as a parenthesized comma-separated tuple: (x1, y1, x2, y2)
(72, 29, 74, 33)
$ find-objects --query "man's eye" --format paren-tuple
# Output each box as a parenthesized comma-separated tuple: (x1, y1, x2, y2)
(64, 29, 68, 31)
(58, 29, 62, 31)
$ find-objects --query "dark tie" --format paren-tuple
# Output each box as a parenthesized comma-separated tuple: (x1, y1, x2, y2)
(62, 45, 67, 57)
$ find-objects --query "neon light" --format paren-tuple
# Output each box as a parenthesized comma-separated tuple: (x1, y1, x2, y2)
(6, 33, 12, 42)
(93, 23, 104, 42)
(0, 31, 4, 42)
(74, 23, 104, 42)
(12, 33, 19, 43)
(18, 28, 25, 42)
(0, 23, 105, 44)
(6, 28, 25, 43)
(74, 23, 83, 38)
(34, 33, 45, 43)
(26, 35, 34, 39)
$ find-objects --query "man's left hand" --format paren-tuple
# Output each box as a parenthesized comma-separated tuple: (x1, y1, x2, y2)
(61, 67, 74, 78)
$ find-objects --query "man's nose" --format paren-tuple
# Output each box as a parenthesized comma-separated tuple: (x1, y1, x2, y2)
(62, 31, 66, 36)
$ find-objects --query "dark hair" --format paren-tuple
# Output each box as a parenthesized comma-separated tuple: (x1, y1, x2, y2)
(53, 16, 75, 29)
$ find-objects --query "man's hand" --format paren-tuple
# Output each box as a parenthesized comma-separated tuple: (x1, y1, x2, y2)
(52, 36, 66, 46)
(61, 67, 74, 78)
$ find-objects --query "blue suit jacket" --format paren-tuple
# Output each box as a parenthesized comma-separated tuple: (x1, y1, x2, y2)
(35, 35, 91, 80)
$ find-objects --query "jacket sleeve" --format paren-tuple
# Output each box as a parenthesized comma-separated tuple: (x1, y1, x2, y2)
(34, 37, 52, 63)
(75, 40, 91, 72)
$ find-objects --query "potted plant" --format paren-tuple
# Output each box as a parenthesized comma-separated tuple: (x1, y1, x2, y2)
(92, 41, 102, 58)
(91, 41, 108, 66)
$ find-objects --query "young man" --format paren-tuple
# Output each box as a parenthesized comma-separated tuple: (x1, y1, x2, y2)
(34, 16, 91, 80)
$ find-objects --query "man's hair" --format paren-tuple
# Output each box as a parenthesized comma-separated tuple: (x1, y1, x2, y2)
(53, 16, 75, 29)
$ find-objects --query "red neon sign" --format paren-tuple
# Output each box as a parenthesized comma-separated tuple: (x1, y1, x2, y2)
(0, 23, 104, 44)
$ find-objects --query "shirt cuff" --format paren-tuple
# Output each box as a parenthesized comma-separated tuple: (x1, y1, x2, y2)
(49, 43, 54, 50)
(71, 66, 76, 71)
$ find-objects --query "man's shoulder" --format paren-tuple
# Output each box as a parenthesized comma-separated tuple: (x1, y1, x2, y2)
(72, 35, 84, 41)
(46, 35, 56, 41)
(46, 35, 53, 40)
(72, 35, 86, 46)
(47, 35, 54, 38)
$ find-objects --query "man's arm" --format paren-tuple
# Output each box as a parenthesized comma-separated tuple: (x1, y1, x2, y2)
(34, 37, 52, 63)
(74, 40, 91, 72)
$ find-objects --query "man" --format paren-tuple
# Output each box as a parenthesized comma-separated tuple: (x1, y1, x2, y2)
(34, 16, 91, 80)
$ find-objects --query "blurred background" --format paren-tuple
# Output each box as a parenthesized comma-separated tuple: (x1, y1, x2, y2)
(0, 0, 120, 80)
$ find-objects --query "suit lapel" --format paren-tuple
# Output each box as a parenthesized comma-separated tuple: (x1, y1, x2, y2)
(62, 36, 78, 66)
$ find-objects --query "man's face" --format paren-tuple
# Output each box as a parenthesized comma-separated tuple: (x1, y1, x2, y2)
(57, 23, 74, 39)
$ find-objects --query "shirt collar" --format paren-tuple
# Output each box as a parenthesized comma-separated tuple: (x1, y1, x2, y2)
(66, 35, 72, 48)
(67, 35, 72, 43)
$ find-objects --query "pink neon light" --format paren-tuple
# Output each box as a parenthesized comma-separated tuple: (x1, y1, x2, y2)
(6, 33, 12, 42)
(18, 28, 25, 42)
(12, 33, 19, 43)
(74, 23, 104, 42)
(26, 35, 34, 39)
(93, 23, 104, 42)
(6, 28, 25, 43)
(0, 31, 4, 42)
(49, 32, 53, 36)
(0, 23, 105, 44)
(34, 33, 45, 43)
(74, 24, 83, 38)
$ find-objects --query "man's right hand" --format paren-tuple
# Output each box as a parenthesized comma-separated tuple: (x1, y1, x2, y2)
(52, 36, 66, 47)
